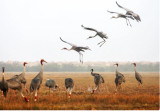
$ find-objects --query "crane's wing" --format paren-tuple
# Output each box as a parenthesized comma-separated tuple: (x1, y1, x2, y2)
(107, 10, 120, 15)
(81, 25, 98, 32)
(116, 1, 132, 12)
(100, 76, 105, 83)
(77, 46, 91, 50)
(60, 37, 76, 47)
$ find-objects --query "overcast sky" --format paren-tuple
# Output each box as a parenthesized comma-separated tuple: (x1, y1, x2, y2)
(0, 0, 159, 62)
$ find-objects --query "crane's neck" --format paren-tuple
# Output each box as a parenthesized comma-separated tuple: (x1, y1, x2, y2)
(2, 72, 5, 82)
(41, 63, 44, 73)
(115, 66, 118, 76)
(23, 65, 26, 74)
(91, 70, 94, 76)
(134, 66, 137, 72)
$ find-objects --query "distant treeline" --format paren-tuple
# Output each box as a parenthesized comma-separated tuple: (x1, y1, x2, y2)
(0, 62, 159, 72)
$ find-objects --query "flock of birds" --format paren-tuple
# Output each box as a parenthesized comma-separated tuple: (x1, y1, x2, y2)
(0, 1, 143, 102)
(0, 60, 143, 102)
(60, 1, 141, 64)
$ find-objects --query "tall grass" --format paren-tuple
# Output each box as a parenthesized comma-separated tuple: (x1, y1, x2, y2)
(0, 72, 159, 110)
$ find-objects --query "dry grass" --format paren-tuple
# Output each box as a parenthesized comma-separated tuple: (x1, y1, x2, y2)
(0, 72, 159, 110)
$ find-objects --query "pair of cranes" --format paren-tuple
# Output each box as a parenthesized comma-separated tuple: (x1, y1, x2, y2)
(60, 24, 108, 64)
(0, 62, 29, 102)
(108, 1, 141, 27)
(60, 1, 141, 64)
(114, 63, 143, 92)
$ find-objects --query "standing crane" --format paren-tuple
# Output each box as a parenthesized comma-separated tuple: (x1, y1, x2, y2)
(89, 69, 104, 94)
(116, 1, 141, 22)
(0, 67, 8, 98)
(60, 37, 91, 64)
(6, 69, 29, 102)
(45, 79, 58, 94)
(65, 78, 74, 98)
(114, 63, 125, 92)
(107, 10, 134, 27)
(81, 25, 108, 47)
(8, 62, 28, 93)
(132, 63, 143, 85)
(29, 59, 47, 101)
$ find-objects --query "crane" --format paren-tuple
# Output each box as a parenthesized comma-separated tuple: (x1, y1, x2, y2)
(107, 10, 134, 27)
(81, 25, 108, 47)
(65, 78, 74, 98)
(45, 79, 58, 94)
(7, 62, 28, 93)
(132, 63, 143, 85)
(89, 69, 104, 94)
(0, 67, 8, 98)
(60, 37, 91, 64)
(116, 1, 141, 22)
(114, 63, 125, 92)
(29, 59, 47, 101)
(6, 68, 29, 102)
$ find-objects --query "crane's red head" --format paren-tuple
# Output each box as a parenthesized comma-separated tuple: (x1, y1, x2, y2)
(40, 59, 47, 65)
(23, 62, 28, 66)
(2, 67, 5, 73)
(114, 63, 118, 66)
(132, 63, 136, 66)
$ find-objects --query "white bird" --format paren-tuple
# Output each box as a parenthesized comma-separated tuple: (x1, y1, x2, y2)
(60, 37, 91, 64)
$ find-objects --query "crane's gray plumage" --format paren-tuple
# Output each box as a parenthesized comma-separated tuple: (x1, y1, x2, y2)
(30, 59, 47, 101)
(60, 37, 91, 64)
(90, 69, 104, 93)
(65, 78, 74, 98)
(45, 79, 58, 94)
(107, 10, 134, 27)
(132, 63, 143, 85)
(81, 25, 108, 47)
(5, 67, 29, 102)
(116, 1, 141, 22)
(0, 67, 8, 98)
(114, 63, 125, 91)
(7, 62, 28, 93)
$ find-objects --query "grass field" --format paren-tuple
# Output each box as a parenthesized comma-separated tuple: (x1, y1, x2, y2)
(0, 72, 159, 110)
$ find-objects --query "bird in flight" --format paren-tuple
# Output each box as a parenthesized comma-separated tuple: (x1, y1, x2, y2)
(116, 1, 141, 22)
(81, 25, 108, 47)
(107, 10, 134, 27)
(60, 37, 91, 64)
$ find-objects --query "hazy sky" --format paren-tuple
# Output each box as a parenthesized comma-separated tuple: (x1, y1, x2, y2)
(0, 0, 159, 62)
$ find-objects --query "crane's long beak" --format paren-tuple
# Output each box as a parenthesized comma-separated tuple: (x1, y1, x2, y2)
(44, 60, 47, 63)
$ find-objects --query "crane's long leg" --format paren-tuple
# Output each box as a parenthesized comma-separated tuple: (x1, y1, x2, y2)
(24, 84, 29, 94)
(125, 18, 129, 26)
(69, 88, 72, 98)
(79, 52, 83, 64)
(79, 53, 81, 63)
(81, 53, 83, 64)
(98, 38, 106, 47)
(20, 90, 29, 102)
(34, 89, 38, 101)
(127, 18, 132, 27)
